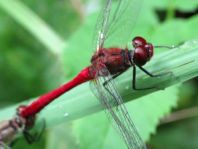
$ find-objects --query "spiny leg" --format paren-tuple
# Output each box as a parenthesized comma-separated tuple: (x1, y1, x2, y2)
(33, 120, 45, 143)
(23, 130, 36, 144)
(103, 72, 122, 86)
(23, 120, 45, 144)
(132, 65, 157, 90)
(9, 138, 19, 148)
(137, 65, 172, 77)
(103, 72, 123, 107)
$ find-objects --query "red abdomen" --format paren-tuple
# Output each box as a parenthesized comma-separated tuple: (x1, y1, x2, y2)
(19, 67, 93, 118)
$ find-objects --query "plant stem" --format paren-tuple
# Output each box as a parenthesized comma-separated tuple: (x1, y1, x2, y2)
(160, 106, 198, 124)
(0, 39, 198, 129)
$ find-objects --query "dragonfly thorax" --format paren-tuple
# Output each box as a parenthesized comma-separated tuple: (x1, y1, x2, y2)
(90, 48, 131, 76)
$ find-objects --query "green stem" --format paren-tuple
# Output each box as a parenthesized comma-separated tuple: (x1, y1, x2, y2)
(160, 106, 198, 124)
(0, 39, 198, 129)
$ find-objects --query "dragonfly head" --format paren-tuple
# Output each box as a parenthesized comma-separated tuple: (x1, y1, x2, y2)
(132, 36, 154, 66)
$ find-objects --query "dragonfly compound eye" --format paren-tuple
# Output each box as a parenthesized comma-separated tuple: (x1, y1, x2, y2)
(132, 36, 147, 48)
(144, 43, 154, 60)
(133, 46, 148, 66)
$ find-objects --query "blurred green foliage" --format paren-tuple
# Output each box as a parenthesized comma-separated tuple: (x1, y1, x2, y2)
(21, 0, 81, 38)
(0, 0, 80, 104)
(0, 0, 198, 149)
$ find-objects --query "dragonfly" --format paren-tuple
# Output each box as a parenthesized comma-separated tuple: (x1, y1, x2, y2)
(0, 0, 174, 148)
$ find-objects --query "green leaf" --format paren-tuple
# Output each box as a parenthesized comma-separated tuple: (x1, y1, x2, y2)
(150, 117, 198, 149)
(152, 16, 198, 45)
(74, 85, 179, 149)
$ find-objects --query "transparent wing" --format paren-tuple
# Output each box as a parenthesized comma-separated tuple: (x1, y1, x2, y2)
(93, 0, 113, 51)
(90, 65, 146, 149)
(93, 0, 143, 52)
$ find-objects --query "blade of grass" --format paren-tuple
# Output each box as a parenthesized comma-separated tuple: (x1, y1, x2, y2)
(38, 39, 198, 126)
(0, 39, 198, 140)
(0, 0, 65, 54)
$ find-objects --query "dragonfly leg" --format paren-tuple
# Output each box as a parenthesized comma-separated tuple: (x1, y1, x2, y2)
(9, 138, 19, 148)
(137, 65, 172, 77)
(33, 121, 45, 142)
(103, 72, 123, 107)
(132, 66, 157, 90)
(24, 130, 40, 144)
(23, 130, 35, 144)
(103, 72, 122, 86)
(23, 120, 45, 144)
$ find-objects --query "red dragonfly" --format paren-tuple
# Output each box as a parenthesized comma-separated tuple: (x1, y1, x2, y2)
(0, 0, 172, 148)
